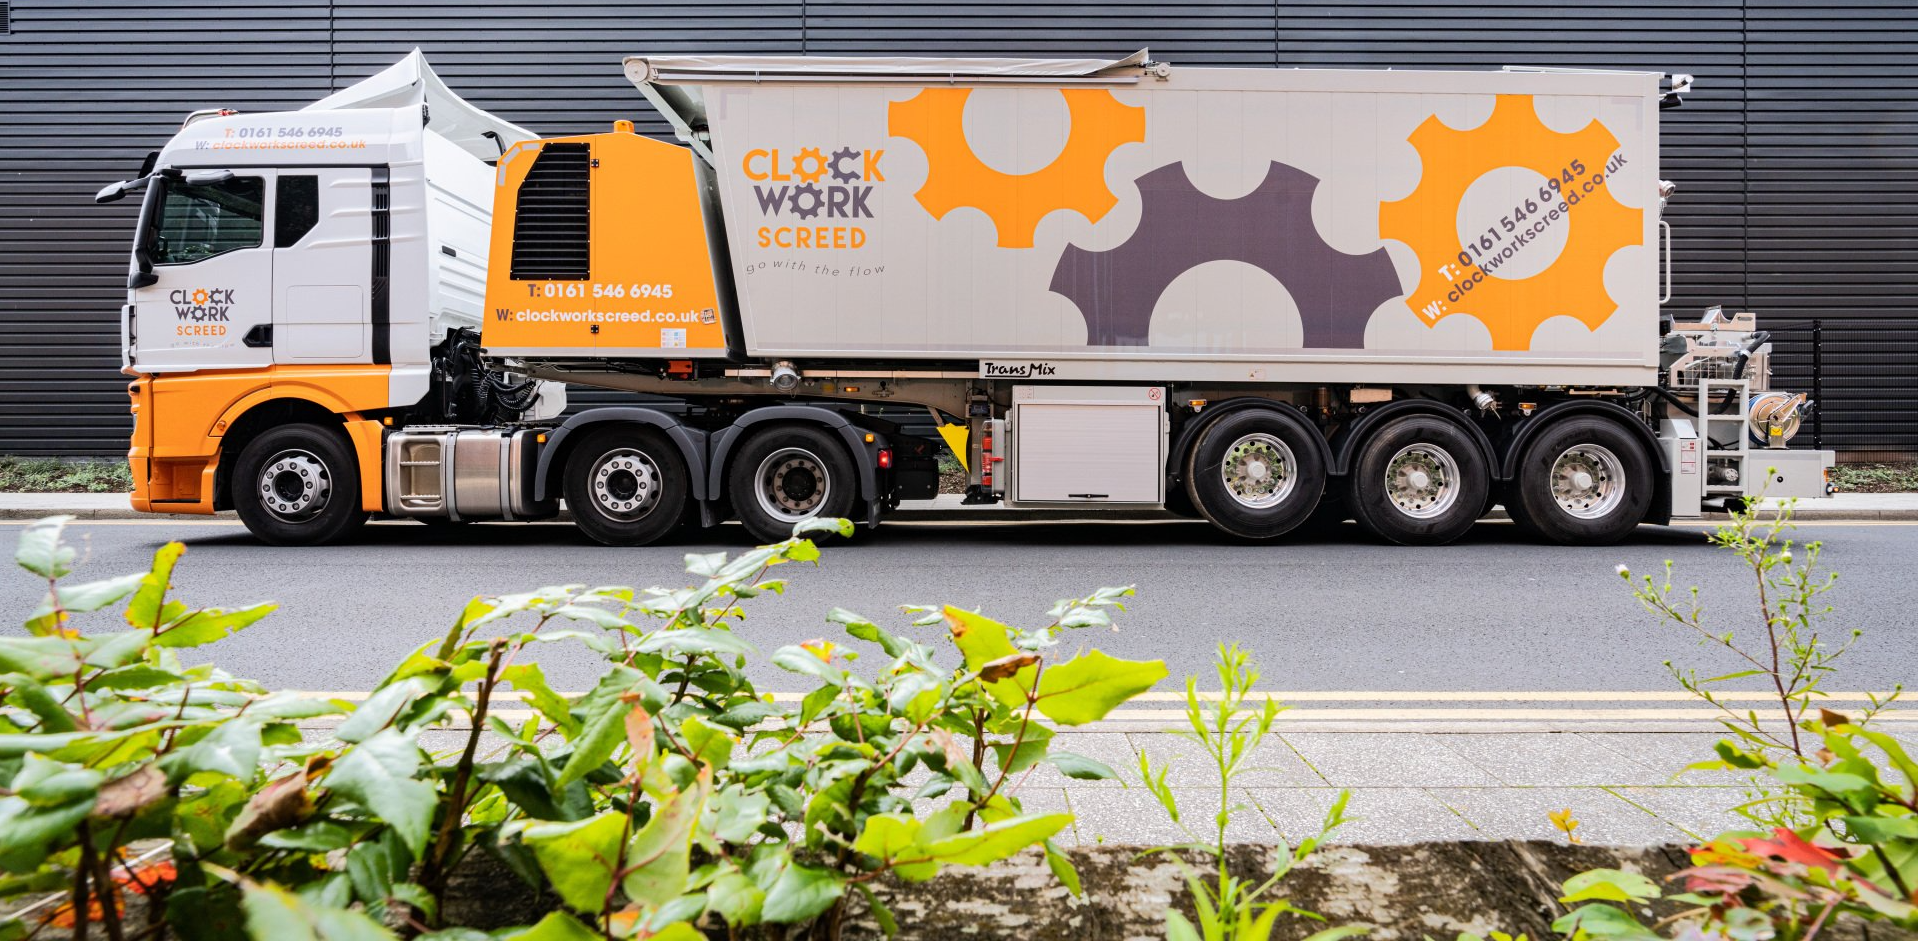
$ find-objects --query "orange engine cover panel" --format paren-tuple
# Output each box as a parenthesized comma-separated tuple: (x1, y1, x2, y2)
(482, 131, 728, 357)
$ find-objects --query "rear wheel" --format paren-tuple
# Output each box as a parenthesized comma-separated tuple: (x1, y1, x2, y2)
(728, 425, 859, 544)
(1184, 408, 1326, 540)
(564, 426, 690, 547)
(1507, 416, 1654, 545)
(232, 424, 368, 546)
(1348, 415, 1489, 546)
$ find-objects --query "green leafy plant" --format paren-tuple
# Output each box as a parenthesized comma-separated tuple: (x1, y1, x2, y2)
(0, 515, 1169, 940)
(1552, 498, 1916, 939)
(1138, 643, 1356, 941)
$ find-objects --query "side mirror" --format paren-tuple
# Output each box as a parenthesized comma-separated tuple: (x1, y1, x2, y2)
(182, 169, 233, 186)
(95, 181, 129, 204)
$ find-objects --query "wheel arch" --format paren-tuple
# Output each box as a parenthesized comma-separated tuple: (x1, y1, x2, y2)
(1169, 398, 1331, 489)
(709, 406, 882, 510)
(1502, 400, 1670, 526)
(1330, 400, 1497, 478)
(214, 395, 362, 512)
(532, 407, 709, 503)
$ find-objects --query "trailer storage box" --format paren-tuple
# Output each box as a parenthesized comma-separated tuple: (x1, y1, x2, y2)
(628, 54, 1662, 386)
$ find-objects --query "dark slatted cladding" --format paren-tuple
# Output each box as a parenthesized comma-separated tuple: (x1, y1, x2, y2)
(0, 0, 1911, 454)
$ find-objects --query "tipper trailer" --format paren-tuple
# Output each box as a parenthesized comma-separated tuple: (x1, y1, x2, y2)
(100, 51, 1832, 547)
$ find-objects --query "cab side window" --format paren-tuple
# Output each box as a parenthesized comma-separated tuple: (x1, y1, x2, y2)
(150, 176, 264, 265)
(275, 175, 319, 247)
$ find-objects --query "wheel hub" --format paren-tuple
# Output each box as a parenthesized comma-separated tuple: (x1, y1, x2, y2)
(258, 450, 330, 521)
(591, 449, 662, 520)
(1384, 444, 1460, 519)
(1550, 444, 1625, 519)
(758, 448, 830, 522)
(1220, 433, 1296, 509)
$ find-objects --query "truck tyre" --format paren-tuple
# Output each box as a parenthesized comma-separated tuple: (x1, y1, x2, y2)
(1347, 415, 1490, 546)
(232, 424, 368, 546)
(1506, 416, 1654, 545)
(728, 425, 859, 544)
(1184, 409, 1326, 540)
(564, 426, 691, 547)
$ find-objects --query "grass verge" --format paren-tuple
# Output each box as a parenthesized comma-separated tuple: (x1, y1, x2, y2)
(0, 457, 133, 493)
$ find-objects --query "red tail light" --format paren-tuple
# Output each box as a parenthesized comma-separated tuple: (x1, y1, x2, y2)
(877, 448, 893, 469)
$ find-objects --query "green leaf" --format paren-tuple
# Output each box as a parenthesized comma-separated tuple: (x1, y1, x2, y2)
(1167, 910, 1203, 941)
(638, 627, 757, 659)
(1551, 903, 1660, 940)
(772, 646, 846, 687)
(12, 753, 103, 806)
(623, 769, 711, 907)
(14, 517, 75, 580)
(760, 860, 846, 923)
(1033, 650, 1167, 726)
(856, 882, 898, 937)
(3, 674, 77, 733)
(680, 715, 736, 770)
(0, 793, 93, 870)
(1844, 814, 1918, 841)
(240, 879, 397, 941)
(1044, 751, 1122, 782)
(500, 663, 579, 737)
(496, 912, 603, 941)
(336, 678, 434, 744)
(706, 867, 765, 927)
(125, 541, 184, 629)
(555, 696, 628, 790)
(0, 636, 86, 681)
(832, 608, 923, 660)
(920, 812, 1072, 866)
(56, 572, 147, 614)
(705, 785, 772, 844)
(852, 812, 939, 882)
(179, 719, 262, 780)
(517, 810, 627, 913)
(1044, 839, 1082, 895)
(246, 693, 350, 721)
(799, 684, 839, 725)
(1297, 928, 1371, 941)
(791, 517, 854, 538)
(1559, 868, 1662, 904)
(154, 602, 276, 648)
(324, 729, 435, 859)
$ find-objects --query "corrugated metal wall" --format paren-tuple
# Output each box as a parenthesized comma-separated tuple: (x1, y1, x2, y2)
(2, 0, 1912, 455)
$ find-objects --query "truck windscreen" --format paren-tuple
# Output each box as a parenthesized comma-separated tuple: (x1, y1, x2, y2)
(148, 176, 264, 265)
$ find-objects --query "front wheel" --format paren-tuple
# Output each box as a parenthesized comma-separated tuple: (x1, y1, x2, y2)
(1184, 408, 1327, 540)
(1506, 416, 1654, 545)
(231, 424, 368, 546)
(563, 426, 691, 547)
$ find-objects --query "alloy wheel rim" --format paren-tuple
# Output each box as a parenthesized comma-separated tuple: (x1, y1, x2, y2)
(1220, 433, 1296, 509)
(1550, 444, 1625, 519)
(258, 449, 331, 522)
(1384, 444, 1461, 519)
(757, 447, 830, 522)
(591, 448, 662, 520)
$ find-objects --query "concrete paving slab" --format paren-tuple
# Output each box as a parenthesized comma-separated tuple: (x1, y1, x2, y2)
(1130, 732, 1325, 787)
(1424, 786, 1674, 845)
(1577, 732, 1766, 787)
(1283, 732, 1502, 787)
(1607, 786, 1756, 843)
(1249, 787, 1477, 845)
(1434, 732, 1672, 786)
(1001, 786, 1079, 844)
(1070, 786, 1283, 846)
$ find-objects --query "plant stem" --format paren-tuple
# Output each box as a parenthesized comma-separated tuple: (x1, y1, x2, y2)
(414, 639, 508, 932)
(73, 821, 94, 941)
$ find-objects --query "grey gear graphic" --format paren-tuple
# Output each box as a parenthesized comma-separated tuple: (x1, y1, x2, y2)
(1049, 162, 1403, 349)
(828, 147, 862, 184)
(789, 182, 825, 220)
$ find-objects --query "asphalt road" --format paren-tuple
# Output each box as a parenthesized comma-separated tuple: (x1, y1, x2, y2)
(3, 518, 1914, 697)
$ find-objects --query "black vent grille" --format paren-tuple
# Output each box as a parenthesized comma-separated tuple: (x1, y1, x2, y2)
(1, 4, 10, 35)
(509, 142, 590, 281)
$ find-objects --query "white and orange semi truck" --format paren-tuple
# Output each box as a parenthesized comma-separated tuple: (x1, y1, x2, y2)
(98, 51, 1831, 547)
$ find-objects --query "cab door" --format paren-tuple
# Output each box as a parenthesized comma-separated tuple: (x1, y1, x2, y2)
(129, 170, 275, 372)
(272, 168, 373, 363)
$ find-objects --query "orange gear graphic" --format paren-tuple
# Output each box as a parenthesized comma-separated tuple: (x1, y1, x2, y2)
(793, 146, 828, 184)
(887, 88, 1144, 249)
(1380, 95, 1642, 351)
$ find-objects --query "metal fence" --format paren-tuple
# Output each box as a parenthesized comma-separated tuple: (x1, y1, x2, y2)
(1767, 319, 1918, 459)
